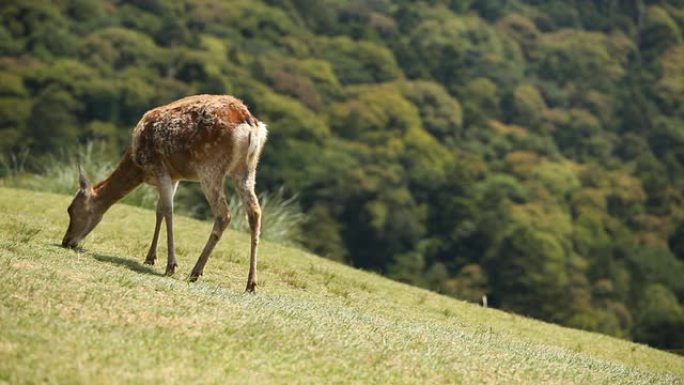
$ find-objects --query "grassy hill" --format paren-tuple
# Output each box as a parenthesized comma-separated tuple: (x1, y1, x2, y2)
(0, 187, 682, 385)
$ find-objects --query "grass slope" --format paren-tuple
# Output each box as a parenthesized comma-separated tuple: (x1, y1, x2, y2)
(0, 187, 682, 385)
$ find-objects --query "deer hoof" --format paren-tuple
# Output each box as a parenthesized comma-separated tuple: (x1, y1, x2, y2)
(164, 263, 177, 276)
(188, 270, 202, 282)
(144, 255, 156, 265)
(245, 281, 257, 294)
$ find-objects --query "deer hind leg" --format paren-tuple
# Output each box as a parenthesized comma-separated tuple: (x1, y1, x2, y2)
(144, 181, 178, 265)
(189, 175, 230, 282)
(156, 173, 178, 276)
(234, 172, 261, 293)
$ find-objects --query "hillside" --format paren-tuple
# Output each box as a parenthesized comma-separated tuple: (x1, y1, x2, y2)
(2, 0, 684, 346)
(0, 187, 682, 384)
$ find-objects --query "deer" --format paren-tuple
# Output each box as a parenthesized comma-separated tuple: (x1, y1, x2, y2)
(61, 94, 268, 292)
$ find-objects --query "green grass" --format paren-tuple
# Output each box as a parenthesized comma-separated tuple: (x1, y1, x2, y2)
(0, 187, 682, 385)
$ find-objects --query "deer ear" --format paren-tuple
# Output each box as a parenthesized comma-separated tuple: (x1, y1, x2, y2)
(78, 164, 91, 192)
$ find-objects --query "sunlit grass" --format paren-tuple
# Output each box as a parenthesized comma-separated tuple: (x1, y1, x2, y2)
(0, 187, 682, 385)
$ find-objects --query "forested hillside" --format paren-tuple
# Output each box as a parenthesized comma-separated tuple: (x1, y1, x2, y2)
(1, 0, 683, 349)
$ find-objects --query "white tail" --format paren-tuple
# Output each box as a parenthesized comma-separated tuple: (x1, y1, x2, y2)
(247, 121, 268, 167)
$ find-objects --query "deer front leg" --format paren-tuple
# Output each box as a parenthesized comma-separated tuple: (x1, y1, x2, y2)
(189, 176, 230, 282)
(156, 174, 178, 276)
(235, 174, 261, 293)
(144, 182, 179, 265)
(144, 202, 163, 265)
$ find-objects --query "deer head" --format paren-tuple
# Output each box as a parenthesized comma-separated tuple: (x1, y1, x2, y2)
(61, 166, 104, 248)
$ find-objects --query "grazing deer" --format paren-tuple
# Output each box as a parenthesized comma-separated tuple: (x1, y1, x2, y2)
(61, 95, 268, 292)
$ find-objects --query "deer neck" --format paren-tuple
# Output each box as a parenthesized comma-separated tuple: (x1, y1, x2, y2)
(92, 149, 145, 212)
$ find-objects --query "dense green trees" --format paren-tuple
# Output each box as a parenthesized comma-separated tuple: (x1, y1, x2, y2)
(1, 0, 683, 349)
